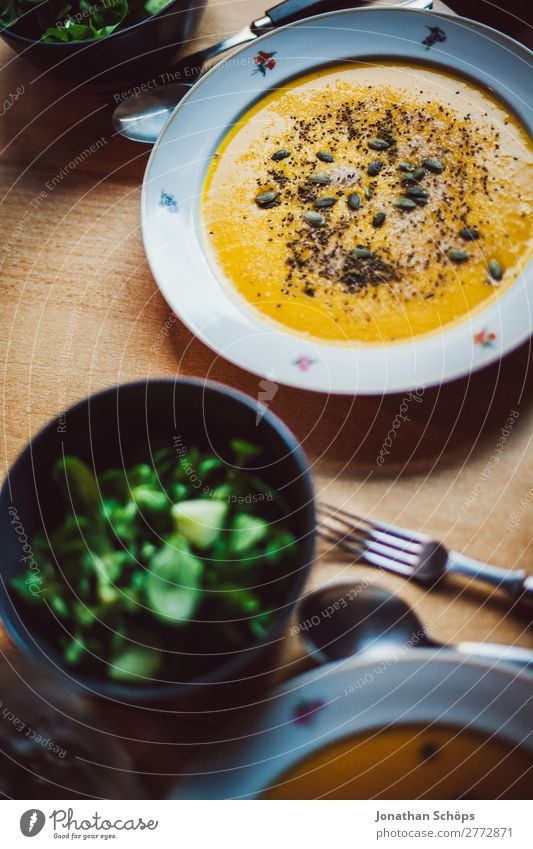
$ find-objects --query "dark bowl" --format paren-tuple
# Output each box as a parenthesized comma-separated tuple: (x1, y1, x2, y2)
(0, 378, 315, 705)
(0, 0, 206, 83)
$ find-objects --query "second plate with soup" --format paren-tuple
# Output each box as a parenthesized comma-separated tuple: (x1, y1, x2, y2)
(142, 8, 533, 394)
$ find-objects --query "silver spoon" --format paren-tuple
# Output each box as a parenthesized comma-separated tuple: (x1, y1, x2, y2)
(112, 0, 434, 144)
(299, 581, 533, 671)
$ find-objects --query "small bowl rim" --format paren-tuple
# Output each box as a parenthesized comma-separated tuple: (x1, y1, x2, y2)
(0, 376, 315, 703)
(0, 0, 189, 48)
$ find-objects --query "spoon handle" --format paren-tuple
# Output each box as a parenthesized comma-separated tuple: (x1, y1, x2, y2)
(455, 641, 533, 673)
(446, 550, 533, 611)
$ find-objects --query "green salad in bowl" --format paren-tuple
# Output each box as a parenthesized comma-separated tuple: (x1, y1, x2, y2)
(11, 439, 298, 684)
(0, 0, 171, 42)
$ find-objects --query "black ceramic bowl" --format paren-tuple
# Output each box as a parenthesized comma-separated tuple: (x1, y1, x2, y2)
(0, 0, 206, 83)
(0, 378, 315, 704)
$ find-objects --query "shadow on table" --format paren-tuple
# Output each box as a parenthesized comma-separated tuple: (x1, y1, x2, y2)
(172, 330, 532, 478)
(0, 50, 151, 181)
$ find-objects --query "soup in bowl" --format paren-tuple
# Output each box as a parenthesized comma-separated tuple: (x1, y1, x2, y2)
(143, 7, 533, 393)
(173, 652, 533, 799)
(263, 724, 532, 799)
(203, 63, 533, 345)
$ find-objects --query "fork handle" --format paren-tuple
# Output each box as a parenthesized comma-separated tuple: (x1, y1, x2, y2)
(447, 551, 533, 609)
(264, 0, 431, 25)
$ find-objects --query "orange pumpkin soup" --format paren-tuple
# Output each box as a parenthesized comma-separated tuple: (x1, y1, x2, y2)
(263, 724, 532, 799)
(203, 63, 533, 344)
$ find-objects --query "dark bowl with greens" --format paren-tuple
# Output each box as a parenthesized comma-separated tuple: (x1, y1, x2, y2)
(0, 378, 314, 704)
(0, 0, 206, 82)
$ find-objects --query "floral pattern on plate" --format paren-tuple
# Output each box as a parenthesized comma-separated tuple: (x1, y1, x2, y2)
(422, 26, 447, 49)
(473, 329, 496, 348)
(253, 51, 277, 76)
(159, 190, 179, 213)
(293, 355, 317, 372)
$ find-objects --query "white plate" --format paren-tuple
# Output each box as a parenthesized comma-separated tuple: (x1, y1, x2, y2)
(142, 8, 533, 395)
(171, 650, 533, 798)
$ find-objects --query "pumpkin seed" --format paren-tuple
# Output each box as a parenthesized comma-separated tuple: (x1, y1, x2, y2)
(448, 249, 469, 262)
(367, 160, 384, 177)
(368, 137, 391, 150)
(460, 226, 480, 241)
(398, 162, 414, 173)
(365, 187, 374, 200)
(314, 196, 337, 209)
(271, 149, 291, 161)
(304, 211, 326, 227)
(422, 157, 444, 173)
(317, 151, 334, 162)
(372, 212, 386, 228)
(309, 173, 331, 185)
(352, 247, 373, 259)
(255, 190, 280, 208)
(405, 186, 429, 198)
(392, 197, 417, 210)
(401, 168, 425, 186)
(413, 197, 428, 206)
(347, 192, 361, 210)
(488, 259, 503, 281)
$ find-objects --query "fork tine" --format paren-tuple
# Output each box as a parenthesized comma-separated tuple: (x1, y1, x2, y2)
(318, 526, 364, 554)
(317, 520, 418, 571)
(318, 507, 421, 556)
(322, 525, 418, 570)
(316, 507, 420, 574)
(318, 502, 427, 546)
(316, 503, 421, 558)
(317, 524, 415, 577)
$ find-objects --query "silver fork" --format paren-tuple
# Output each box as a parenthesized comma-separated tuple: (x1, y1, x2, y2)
(316, 502, 533, 612)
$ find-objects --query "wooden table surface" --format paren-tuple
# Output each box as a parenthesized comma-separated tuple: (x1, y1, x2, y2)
(1, 0, 532, 795)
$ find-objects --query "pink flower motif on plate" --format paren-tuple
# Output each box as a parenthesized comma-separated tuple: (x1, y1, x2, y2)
(294, 355, 316, 372)
(292, 698, 326, 726)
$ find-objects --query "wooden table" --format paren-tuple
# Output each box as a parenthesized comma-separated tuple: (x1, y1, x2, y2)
(1, 0, 532, 796)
